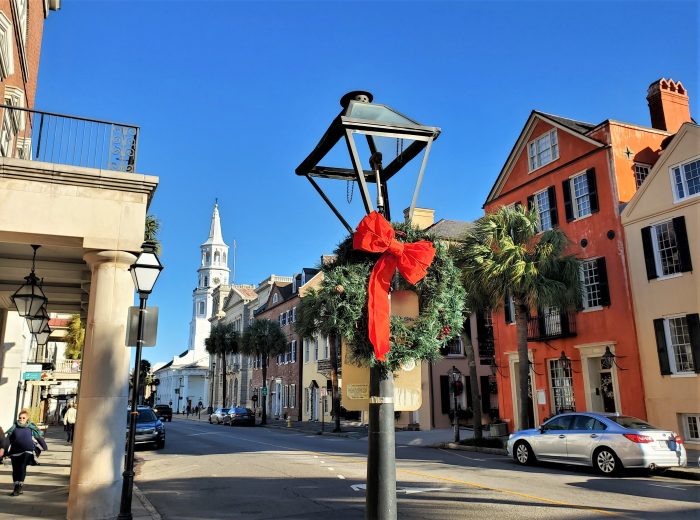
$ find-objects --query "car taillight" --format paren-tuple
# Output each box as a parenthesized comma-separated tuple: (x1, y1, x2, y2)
(234, 413, 241, 417)
(623, 433, 654, 443)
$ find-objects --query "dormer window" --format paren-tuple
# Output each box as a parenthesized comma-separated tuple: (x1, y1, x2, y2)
(671, 157, 700, 201)
(528, 129, 559, 172)
(272, 293, 279, 304)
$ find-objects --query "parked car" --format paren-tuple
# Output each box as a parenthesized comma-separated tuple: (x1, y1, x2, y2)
(209, 407, 229, 424)
(127, 406, 165, 449)
(153, 404, 172, 422)
(507, 412, 687, 475)
(224, 407, 255, 426)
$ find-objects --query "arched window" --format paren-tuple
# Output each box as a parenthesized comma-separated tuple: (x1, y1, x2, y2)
(223, 252, 227, 264)
(206, 252, 211, 263)
(214, 251, 220, 264)
(199, 301, 205, 315)
(204, 276, 208, 287)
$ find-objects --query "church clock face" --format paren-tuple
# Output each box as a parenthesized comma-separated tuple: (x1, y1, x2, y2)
(213, 277, 220, 285)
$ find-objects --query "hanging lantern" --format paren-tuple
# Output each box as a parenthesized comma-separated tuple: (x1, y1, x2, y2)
(11, 245, 47, 318)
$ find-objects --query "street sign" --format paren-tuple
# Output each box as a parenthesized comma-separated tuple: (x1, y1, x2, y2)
(125, 306, 159, 347)
(22, 372, 41, 381)
(261, 387, 268, 396)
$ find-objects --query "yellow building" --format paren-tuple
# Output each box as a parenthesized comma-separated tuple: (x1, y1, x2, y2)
(621, 122, 699, 447)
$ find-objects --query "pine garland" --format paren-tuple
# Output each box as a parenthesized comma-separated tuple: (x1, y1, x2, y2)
(297, 222, 465, 372)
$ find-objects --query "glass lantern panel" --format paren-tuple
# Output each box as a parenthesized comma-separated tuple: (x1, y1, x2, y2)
(347, 102, 421, 127)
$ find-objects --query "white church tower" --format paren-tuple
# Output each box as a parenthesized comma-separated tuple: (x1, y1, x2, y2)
(188, 201, 230, 354)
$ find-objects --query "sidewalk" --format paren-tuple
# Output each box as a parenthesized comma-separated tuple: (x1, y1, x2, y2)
(0, 426, 159, 520)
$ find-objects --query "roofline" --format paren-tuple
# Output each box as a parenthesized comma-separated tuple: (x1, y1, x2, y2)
(485, 111, 605, 205)
(588, 119, 672, 136)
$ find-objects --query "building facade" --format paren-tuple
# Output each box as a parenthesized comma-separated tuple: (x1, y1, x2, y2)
(483, 78, 693, 432)
(622, 121, 699, 445)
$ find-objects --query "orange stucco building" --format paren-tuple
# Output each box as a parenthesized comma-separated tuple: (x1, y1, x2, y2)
(484, 79, 693, 432)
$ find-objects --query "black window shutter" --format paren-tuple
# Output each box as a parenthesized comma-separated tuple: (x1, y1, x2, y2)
(504, 294, 513, 324)
(687, 314, 700, 374)
(480, 376, 491, 413)
(586, 168, 599, 213)
(527, 195, 534, 212)
(672, 217, 693, 273)
(547, 186, 559, 227)
(562, 179, 574, 222)
(596, 257, 611, 306)
(464, 315, 472, 343)
(440, 376, 450, 414)
(465, 376, 473, 409)
(653, 319, 672, 375)
(641, 226, 658, 280)
(476, 314, 487, 342)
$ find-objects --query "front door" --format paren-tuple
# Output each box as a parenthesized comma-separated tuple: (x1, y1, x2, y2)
(587, 356, 618, 413)
(599, 372, 617, 413)
(310, 387, 318, 421)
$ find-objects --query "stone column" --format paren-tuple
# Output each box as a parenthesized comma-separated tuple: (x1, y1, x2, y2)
(68, 250, 136, 520)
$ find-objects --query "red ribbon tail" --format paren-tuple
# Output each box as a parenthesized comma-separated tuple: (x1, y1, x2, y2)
(367, 255, 396, 362)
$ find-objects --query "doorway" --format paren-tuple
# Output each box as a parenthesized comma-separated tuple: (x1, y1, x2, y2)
(579, 344, 620, 414)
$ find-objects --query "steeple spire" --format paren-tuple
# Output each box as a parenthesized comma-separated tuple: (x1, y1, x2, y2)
(203, 200, 225, 246)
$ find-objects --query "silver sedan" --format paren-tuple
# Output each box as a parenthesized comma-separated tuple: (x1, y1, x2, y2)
(507, 412, 687, 475)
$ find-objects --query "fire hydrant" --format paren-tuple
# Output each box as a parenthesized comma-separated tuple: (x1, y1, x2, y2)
(287, 416, 292, 428)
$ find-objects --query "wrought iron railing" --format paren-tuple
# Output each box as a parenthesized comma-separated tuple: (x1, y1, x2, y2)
(527, 310, 577, 341)
(0, 104, 139, 172)
(54, 360, 81, 373)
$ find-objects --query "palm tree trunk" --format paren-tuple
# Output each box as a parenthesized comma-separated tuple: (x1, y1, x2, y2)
(221, 352, 227, 408)
(515, 299, 531, 430)
(463, 320, 482, 441)
(261, 358, 268, 425)
(329, 333, 341, 433)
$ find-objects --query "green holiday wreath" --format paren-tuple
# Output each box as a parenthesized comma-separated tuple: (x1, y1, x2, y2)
(296, 221, 465, 372)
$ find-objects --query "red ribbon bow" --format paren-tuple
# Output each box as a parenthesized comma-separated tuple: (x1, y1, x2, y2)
(353, 212, 436, 362)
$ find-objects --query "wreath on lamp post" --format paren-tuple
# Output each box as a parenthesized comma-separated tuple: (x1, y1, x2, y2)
(297, 214, 465, 373)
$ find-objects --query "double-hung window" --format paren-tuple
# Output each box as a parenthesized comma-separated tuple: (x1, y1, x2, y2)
(290, 340, 297, 363)
(683, 414, 700, 442)
(634, 163, 651, 189)
(290, 384, 296, 409)
(563, 169, 599, 221)
(281, 312, 287, 326)
(671, 157, 700, 201)
(653, 314, 699, 375)
(580, 257, 610, 309)
(445, 336, 462, 356)
(528, 129, 559, 171)
(642, 217, 693, 280)
(527, 187, 558, 231)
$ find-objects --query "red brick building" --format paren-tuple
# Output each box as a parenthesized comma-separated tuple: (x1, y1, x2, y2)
(484, 79, 693, 431)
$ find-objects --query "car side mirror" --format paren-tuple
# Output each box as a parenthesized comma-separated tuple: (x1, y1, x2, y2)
(539, 426, 546, 433)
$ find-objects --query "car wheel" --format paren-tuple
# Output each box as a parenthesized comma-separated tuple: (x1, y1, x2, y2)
(594, 447, 620, 475)
(156, 440, 165, 450)
(514, 441, 535, 465)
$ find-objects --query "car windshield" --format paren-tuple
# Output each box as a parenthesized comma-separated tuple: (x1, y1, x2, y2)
(231, 408, 247, 413)
(219, 409, 229, 414)
(127, 409, 157, 424)
(608, 416, 659, 430)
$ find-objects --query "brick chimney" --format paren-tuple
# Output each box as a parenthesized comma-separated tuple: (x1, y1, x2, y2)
(646, 78, 691, 133)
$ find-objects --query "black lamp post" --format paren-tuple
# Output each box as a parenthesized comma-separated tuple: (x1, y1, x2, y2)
(177, 376, 183, 414)
(448, 365, 462, 443)
(296, 91, 440, 520)
(118, 242, 163, 520)
(208, 362, 216, 414)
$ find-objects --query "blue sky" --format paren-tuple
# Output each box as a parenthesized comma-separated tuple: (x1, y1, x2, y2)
(36, 1, 697, 364)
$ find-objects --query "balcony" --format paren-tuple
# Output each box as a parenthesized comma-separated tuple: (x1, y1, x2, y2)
(0, 104, 139, 172)
(55, 360, 82, 374)
(527, 310, 577, 341)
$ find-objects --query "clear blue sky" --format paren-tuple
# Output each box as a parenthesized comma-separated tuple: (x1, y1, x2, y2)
(36, 1, 698, 365)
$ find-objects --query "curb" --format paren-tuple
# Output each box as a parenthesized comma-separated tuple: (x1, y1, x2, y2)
(662, 468, 700, 481)
(437, 442, 508, 456)
(134, 485, 163, 519)
(262, 423, 364, 439)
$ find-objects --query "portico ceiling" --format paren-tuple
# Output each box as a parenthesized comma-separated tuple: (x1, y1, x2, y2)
(0, 242, 90, 315)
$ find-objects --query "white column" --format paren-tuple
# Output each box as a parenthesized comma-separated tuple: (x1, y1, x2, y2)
(67, 250, 136, 520)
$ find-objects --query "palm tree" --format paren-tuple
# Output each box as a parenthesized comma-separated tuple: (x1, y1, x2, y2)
(241, 319, 287, 425)
(458, 205, 580, 430)
(64, 314, 85, 360)
(144, 214, 161, 254)
(205, 323, 240, 408)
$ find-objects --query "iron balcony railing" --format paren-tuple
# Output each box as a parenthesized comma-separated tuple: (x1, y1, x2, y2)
(55, 360, 82, 374)
(0, 104, 139, 172)
(527, 310, 577, 341)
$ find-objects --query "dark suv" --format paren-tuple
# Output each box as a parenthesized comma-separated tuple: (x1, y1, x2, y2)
(154, 404, 172, 422)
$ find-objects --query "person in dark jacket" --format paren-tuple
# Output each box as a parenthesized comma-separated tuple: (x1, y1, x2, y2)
(5, 410, 47, 496)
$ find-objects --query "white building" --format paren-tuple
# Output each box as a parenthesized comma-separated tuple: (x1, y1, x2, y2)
(155, 201, 230, 411)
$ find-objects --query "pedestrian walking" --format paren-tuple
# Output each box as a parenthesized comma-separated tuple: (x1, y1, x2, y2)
(5, 409, 48, 496)
(63, 403, 77, 443)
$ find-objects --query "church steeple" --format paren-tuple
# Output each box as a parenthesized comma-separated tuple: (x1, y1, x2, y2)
(203, 199, 225, 246)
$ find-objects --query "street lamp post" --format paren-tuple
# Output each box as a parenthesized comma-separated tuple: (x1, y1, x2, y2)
(177, 376, 183, 414)
(448, 365, 462, 443)
(296, 91, 440, 520)
(118, 243, 163, 520)
(208, 361, 216, 414)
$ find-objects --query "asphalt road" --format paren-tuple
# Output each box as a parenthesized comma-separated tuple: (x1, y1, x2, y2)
(134, 419, 700, 520)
